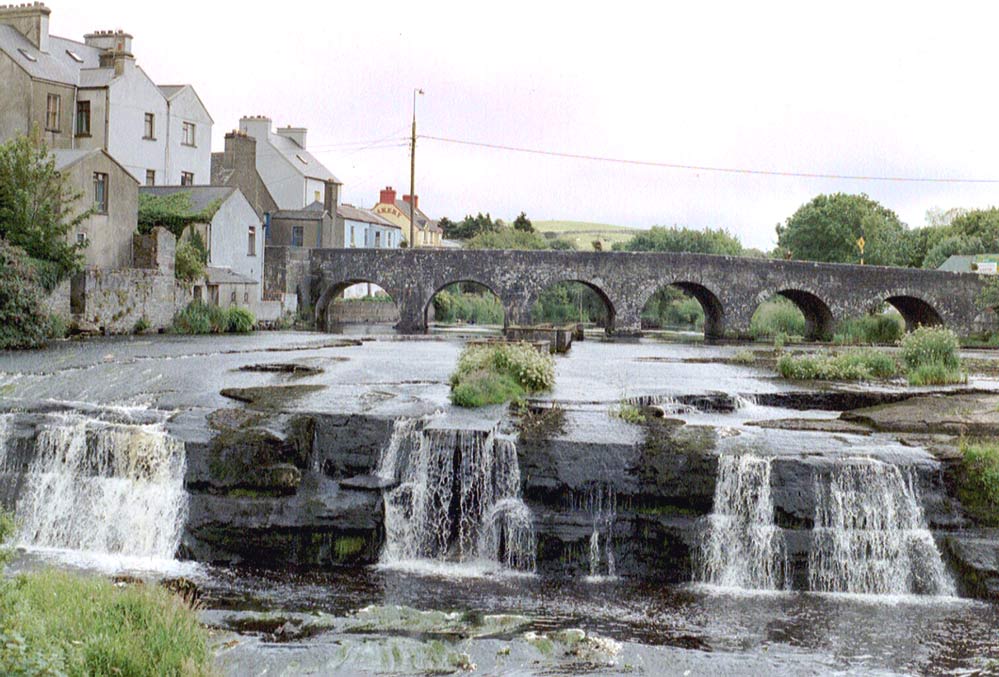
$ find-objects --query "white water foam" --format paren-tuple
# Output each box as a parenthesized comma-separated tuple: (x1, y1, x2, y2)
(586, 484, 617, 581)
(808, 457, 956, 597)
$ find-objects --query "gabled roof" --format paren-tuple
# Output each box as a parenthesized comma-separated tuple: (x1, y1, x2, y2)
(51, 148, 139, 184)
(392, 199, 442, 233)
(266, 132, 340, 184)
(939, 254, 999, 273)
(139, 185, 237, 215)
(0, 24, 78, 84)
(339, 203, 400, 228)
(157, 84, 214, 123)
(271, 201, 329, 221)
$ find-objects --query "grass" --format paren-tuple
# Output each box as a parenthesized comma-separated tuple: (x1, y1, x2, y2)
(432, 289, 505, 325)
(611, 403, 647, 424)
(750, 298, 806, 340)
(172, 301, 255, 335)
(533, 220, 647, 251)
(730, 350, 755, 365)
(450, 342, 555, 408)
(0, 515, 214, 676)
(833, 313, 905, 345)
(777, 349, 900, 381)
(900, 326, 964, 385)
(958, 440, 999, 526)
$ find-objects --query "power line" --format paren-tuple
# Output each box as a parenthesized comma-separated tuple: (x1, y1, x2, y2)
(420, 134, 999, 185)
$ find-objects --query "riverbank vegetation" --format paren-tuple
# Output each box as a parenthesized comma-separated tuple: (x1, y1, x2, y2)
(833, 312, 905, 345)
(450, 342, 555, 407)
(172, 301, 255, 335)
(0, 514, 215, 676)
(777, 349, 900, 381)
(958, 440, 999, 526)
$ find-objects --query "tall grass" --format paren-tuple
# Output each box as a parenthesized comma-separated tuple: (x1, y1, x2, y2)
(450, 342, 555, 407)
(777, 349, 899, 381)
(833, 313, 905, 345)
(899, 326, 964, 385)
(959, 440, 999, 526)
(433, 289, 505, 325)
(750, 298, 806, 339)
(172, 301, 255, 334)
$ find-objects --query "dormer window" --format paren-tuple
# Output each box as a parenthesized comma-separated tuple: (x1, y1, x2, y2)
(295, 154, 308, 165)
(17, 48, 37, 62)
(66, 50, 84, 63)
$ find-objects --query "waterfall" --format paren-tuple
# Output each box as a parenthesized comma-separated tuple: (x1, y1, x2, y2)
(698, 454, 789, 590)
(586, 484, 617, 579)
(808, 457, 955, 596)
(13, 414, 187, 560)
(379, 420, 535, 573)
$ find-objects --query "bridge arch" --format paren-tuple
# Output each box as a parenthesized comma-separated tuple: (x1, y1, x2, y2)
(422, 279, 507, 329)
(638, 281, 726, 339)
(756, 288, 835, 341)
(529, 279, 616, 332)
(883, 294, 945, 331)
(314, 278, 403, 332)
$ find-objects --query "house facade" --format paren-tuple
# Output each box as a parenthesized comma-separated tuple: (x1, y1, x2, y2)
(238, 115, 342, 211)
(0, 4, 213, 186)
(211, 130, 278, 220)
(371, 186, 442, 247)
(53, 148, 138, 270)
(339, 203, 402, 249)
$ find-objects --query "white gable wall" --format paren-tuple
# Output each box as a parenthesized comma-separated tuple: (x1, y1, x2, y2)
(208, 192, 264, 300)
(165, 87, 212, 185)
(105, 65, 168, 183)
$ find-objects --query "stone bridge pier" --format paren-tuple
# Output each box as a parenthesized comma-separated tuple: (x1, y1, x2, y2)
(307, 249, 993, 339)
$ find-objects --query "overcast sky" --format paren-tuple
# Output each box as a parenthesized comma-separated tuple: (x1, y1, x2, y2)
(50, 1, 999, 249)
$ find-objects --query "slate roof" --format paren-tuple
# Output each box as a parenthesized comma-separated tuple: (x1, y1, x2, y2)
(338, 204, 399, 228)
(51, 148, 139, 182)
(206, 266, 257, 285)
(139, 186, 237, 216)
(265, 132, 341, 184)
(157, 85, 185, 99)
(392, 199, 442, 233)
(0, 24, 78, 84)
(939, 254, 999, 273)
(272, 201, 328, 221)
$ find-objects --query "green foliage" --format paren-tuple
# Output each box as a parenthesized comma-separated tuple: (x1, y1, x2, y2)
(132, 316, 150, 334)
(548, 238, 577, 250)
(0, 569, 213, 677)
(641, 287, 705, 329)
(832, 312, 905, 345)
(613, 225, 743, 255)
(531, 282, 608, 325)
(432, 287, 505, 325)
(465, 227, 550, 250)
(0, 510, 13, 568)
(612, 403, 646, 424)
(958, 440, 999, 526)
(906, 363, 966, 386)
(0, 132, 88, 280)
(137, 192, 223, 239)
(0, 241, 51, 350)
(899, 326, 961, 373)
(450, 342, 555, 407)
(750, 298, 806, 339)
(512, 211, 534, 233)
(978, 276, 999, 312)
(442, 212, 503, 240)
(731, 350, 755, 364)
(171, 301, 255, 335)
(776, 193, 912, 266)
(174, 239, 206, 284)
(777, 349, 900, 381)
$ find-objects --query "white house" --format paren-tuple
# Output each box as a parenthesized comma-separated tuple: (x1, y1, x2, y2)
(338, 203, 402, 249)
(238, 115, 342, 210)
(139, 186, 263, 308)
(0, 4, 212, 186)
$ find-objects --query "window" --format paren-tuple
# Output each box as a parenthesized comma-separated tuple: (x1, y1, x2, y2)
(180, 172, 194, 186)
(76, 232, 87, 245)
(248, 226, 256, 256)
(143, 113, 155, 140)
(145, 170, 155, 186)
(314, 190, 321, 202)
(292, 226, 304, 247)
(350, 225, 355, 247)
(66, 49, 83, 63)
(17, 48, 37, 62)
(243, 291, 249, 304)
(45, 94, 61, 132)
(231, 291, 237, 304)
(375, 231, 381, 248)
(182, 122, 196, 146)
(93, 172, 108, 213)
(75, 101, 91, 136)
(296, 154, 308, 165)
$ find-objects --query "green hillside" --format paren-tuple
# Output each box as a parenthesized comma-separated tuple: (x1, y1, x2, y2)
(533, 220, 646, 251)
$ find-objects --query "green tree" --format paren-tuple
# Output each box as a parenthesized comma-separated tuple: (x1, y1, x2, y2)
(614, 225, 743, 255)
(776, 193, 910, 266)
(465, 227, 550, 250)
(0, 241, 50, 350)
(0, 131, 89, 279)
(512, 211, 534, 233)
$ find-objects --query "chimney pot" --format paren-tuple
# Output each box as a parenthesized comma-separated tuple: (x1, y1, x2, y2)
(379, 186, 397, 206)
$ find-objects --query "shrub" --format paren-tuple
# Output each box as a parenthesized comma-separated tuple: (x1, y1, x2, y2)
(171, 302, 212, 334)
(612, 403, 646, 424)
(450, 342, 555, 407)
(900, 326, 961, 372)
(959, 440, 999, 526)
(907, 363, 966, 386)
(225, 307, 256, 333)
(173, 303, 255, 335)
(0, 241, 50, 350)
(133, 316, 151, 334)
(833, 313, 905, 345)
(174, 239, 206, 284)
(731, 350, 755, 365)
(777, 349, 899, 381)
(750, 298, 806, 339)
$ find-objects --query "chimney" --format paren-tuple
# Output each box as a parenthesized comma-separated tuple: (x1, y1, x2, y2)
(379, 186, 396, 206)
(239, 115, 272, 142)
(84, 28, 132, 54)
(276, 126, 307, 149)
(403, 194, 419, 210)
(0, 2, 51, 52)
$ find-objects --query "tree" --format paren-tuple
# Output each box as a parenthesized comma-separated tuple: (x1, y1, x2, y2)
(512, 211, 534, 233)
(0, 131, 89, 279)
(776, 193, 910, 266)
(0, 241, 50, 350)
(614, 225, 743, 255)
(464, 228, 549, 250)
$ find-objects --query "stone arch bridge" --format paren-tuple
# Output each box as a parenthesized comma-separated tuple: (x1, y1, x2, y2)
(308, 249, 992, 338)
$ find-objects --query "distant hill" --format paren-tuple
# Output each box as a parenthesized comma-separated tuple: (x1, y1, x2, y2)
(533, 220, 646, 251)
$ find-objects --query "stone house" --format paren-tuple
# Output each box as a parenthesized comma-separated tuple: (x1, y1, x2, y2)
(52, 148, 138, 270)
(0, 3, 213, 186)
(371, 186, 442, 247)
(139, 185, 264, 312)
(238, 115, 342, 211)
(211, 130, 278, 220)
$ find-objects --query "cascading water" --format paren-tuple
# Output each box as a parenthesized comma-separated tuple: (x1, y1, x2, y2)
(586, 484, 617, 579)
(808, 457, 955, 596)
(698, 454, 789, 590)
(12, 413, 187, 560)
(378, 419, 536, 572)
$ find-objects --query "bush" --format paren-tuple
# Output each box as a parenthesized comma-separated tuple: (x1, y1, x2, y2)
(833, 313, 905, 345)
(171, 302, 212, 334)
(900, 326, 961, 372)
(171, 302, 255, 335)
(959, 440, 999, 526)
(433, 289, 505, 325)
(225, 307, 256, 333)
(450, 342, 555, 407)
(777, 349, 899, 381)
(612, 403, 646, 424)
(907, 363, 967, 386)
(750, 298, 806, 339)
(0, 241, 51, 350)
(174, 239, 206, 284)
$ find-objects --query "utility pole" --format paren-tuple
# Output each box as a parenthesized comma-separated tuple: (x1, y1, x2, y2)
(410, 88, 424, 248)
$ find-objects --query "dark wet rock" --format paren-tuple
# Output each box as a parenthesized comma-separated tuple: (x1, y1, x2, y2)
(185, 425, 306, 494)
(746, 418, 874, 435)
(341, 474, 397, 491)
(754, 390, 915, 412)
(207, 408, 263, 432)
(942, 530, 999, 599)
(219, 385, 326, 410)
(237, 362, 330, 375)
(842, 392, 999, 436)
(312, 414, 397, 480)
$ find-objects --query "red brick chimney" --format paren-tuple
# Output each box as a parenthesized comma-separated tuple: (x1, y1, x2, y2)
(379, 186, 396, 205)
(402, 194, 418, 210)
